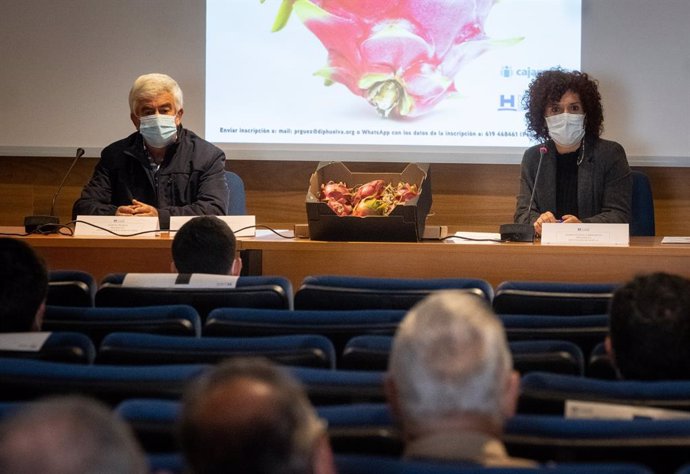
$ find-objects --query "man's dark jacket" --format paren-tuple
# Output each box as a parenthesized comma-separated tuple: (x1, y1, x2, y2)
(72, 127, 228, 229)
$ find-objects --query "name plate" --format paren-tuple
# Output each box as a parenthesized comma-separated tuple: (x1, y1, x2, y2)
(0, 332, 51, 352)
(541, 223, 629, 246)
(169, 215, 256, 237)
(122, 273, 239, 288)
(75, 216, 159, 237)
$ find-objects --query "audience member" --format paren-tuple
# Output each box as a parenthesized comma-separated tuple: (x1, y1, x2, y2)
(179, 357, 335, 474)
(72, 73, 228, 229)
(607, 272, 690, 380)
(0, 238, 48, 332)
(0, 395, 147, 474)
(171, 216, 241, 275)
(386, 291, 535, 467)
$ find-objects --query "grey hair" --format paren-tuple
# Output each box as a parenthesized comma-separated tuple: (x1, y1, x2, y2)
(388, 291, 513, 426)
(0, 395, 147, 474)
(128, 73, 183, 114)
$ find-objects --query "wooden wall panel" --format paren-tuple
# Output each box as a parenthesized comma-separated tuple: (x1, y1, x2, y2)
(1, 157, 689, 236)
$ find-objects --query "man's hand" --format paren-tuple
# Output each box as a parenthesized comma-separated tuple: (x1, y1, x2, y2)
(115, 199, 158, 217)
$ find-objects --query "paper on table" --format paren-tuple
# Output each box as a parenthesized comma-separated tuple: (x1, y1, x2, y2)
(447, 231, 502, 244)
(661, 236, 690, 244)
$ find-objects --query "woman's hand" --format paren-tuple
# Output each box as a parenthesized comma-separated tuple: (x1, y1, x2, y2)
(534, 212, 558, 236)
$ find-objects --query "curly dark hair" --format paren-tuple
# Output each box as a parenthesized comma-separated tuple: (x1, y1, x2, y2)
(523, 68, 603, 143)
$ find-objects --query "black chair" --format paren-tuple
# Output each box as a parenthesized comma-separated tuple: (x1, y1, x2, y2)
(519, 372, 690, 416)
(630, 170, 655, 237)
(42, 304, 202, 345)
(98, 332, 336, 369)
(0, 357, 208, 405)
(493, 281, 619, 316)
(294, 275, 493, 310)
(0, 332, 95, 364)
(203, 308, 406, 358)
(95, 274, 293, 320)
(47, 270, 96, 307)
(115, 398, 181, 453)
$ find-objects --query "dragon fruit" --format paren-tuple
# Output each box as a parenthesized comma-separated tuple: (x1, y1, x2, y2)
(352, 179, 385, 206)
(351, 196, 390, 216)
(262, 0, 515, 118)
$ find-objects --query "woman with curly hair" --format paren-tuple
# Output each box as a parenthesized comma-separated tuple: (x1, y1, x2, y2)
(513, 68, 632, 236)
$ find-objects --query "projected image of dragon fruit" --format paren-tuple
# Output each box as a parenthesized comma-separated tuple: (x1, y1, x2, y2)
(262, 0, 511, 119)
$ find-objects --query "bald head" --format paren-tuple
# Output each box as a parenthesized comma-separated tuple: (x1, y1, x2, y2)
(180, 358, 330, 474)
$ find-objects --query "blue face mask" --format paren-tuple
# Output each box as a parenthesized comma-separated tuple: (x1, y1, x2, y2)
(139, 114, 178, 148)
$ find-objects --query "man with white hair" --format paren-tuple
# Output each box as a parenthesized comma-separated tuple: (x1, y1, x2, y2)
(386, 291, 535, 466)
(73, 73, 228, 229)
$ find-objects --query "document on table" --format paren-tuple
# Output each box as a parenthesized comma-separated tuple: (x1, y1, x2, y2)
(446, 232, 502, 244)
(661, 236, 690, 244)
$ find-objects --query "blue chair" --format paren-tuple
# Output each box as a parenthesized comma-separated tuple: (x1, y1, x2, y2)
(95, 274, 293, 319)
(340, 336, 584, 375)
(225, 170, 247, 215)
(505, 415, 690, 473)
(288, 367, 385, 405)
(630, 170, 655, 237)
(335, 454, 653, 474)
(294, 275, 493, 310)
(0, 357, 208, 405)
(587, 341, 618, 379)
(0, 331, 95, 364)
(98, 332, 336, 369)
(42, 304, 202, 345)
(500, 313, 609, 359)
(116, 399, 181, 454)
(493, 281, 619, 316)
(203, 308, 406, 357)
(47, 270, 96, 307)
(519, 372, 690, 415)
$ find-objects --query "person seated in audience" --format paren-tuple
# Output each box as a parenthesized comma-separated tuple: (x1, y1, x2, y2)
(171, 216, 242, 275)
(179, 357, 336, 474)
(606, 272, 690, 380)
(0, 238, 48, 332)
(386, 290, 535, 467)
(0, 395, 147, 474)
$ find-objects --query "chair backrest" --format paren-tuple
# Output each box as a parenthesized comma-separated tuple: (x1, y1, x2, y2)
(519, 372, 690, 415)
(288, 367, 385, 405)
(505, 414, 690, 473)
(0, 332, 95, 364)
(340, 336, 584, 375)
(42, 304, 202, 345)
(630, 170, 655, 237)
(115, 398, 181, 453)
(294, 275, 493, 311)
(203, 308, 406, 357)
(95, 274, 293, 319)
(500, 314, 609, 361)
(98, 332, 336, 369)
(493, 281, 619, 316)
(47, 270, 96, 307)
(0, 357, 208, 405)
(225, 171, 247, 215)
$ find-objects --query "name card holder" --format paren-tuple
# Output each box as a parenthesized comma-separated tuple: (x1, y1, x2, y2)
(169, 215, 257, 237)
(541, 223, 629, 246)
(74, 216, 159, 237)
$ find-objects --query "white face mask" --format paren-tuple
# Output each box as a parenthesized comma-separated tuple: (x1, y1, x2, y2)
(545, 112, 585, 148)
(139, 114, 178, 148)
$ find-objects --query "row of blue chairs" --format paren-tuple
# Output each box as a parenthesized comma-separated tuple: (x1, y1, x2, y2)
(1, 329, 589, 376)
(48, 271, 619, 317)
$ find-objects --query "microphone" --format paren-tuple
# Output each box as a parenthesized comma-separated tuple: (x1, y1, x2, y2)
(499, 145, 547, 242)
(24, 147, 85, 233)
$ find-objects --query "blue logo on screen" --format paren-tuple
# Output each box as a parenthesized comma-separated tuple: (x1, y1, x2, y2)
(500, 66, 542, 78)
(501, 66, 513, 78)
(498, 94, 523, 112)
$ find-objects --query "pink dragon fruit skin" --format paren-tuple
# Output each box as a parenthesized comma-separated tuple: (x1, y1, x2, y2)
(264, 0, 499, 118)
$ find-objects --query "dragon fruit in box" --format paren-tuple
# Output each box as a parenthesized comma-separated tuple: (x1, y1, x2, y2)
(306, 162, 431, 241)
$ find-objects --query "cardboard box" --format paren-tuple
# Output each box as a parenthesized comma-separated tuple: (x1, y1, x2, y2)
(306, 162, 432, 242)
